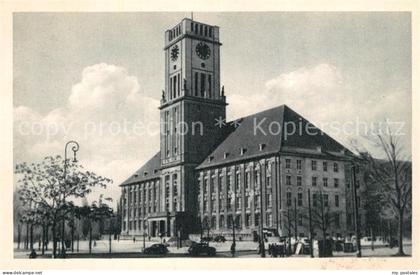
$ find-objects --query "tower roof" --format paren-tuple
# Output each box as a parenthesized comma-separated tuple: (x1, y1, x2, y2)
(196, 105, 352, 169)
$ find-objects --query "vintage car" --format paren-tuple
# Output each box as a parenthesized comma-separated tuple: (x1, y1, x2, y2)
(188, 242, 217, 256)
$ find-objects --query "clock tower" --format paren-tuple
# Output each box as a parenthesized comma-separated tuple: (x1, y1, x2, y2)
(158, 18, 227, 236)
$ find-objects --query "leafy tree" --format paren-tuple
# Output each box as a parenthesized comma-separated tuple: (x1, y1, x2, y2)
(15, 155, 112, 257)
(77, 195, 113, 254)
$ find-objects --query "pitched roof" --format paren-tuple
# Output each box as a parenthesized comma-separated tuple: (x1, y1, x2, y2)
(119, 151, 161, 186)
(196, 105, 350, 169)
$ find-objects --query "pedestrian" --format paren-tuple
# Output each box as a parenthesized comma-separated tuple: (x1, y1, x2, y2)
(29, 249, 37, 259)
(133, 237, 136, 243)
(230, 242, 236, 257)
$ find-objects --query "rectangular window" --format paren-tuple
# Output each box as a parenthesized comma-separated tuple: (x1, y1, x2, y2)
(285, 159, 291, 169)
(312, 176, 317, 186)
(323, 194, 329, 207)
(323, 161, 328, 172)
(335, 195, 339, 207)
(203, 200, 208, 212)
(203, 178, 208, 195)
(255, 195, 260, 209)
(286, 192, 292, 207)
(334, 178, 339, 188)
(227, 197, 232, 211)
(245, 213, 251, 227)
(297, 176, 302, 186)
(219, 215, 225, 227)
(323, 178, 328, 187)
(334, 162, 339, 172)
(173, 174, 178, 196)
(267, 193, 272, 207)
(255, 213, 260, 226)
(200, 73, 205, 97)
(227, 175, 231, 191)
(245, 195, 250, 208)
(267, 213, 273, 227)
(297, 159, 302, 170)
(177, 73, 181, 96)
(286, 175, 292, 185)
(311, 160, 317, 171)
(298, 214, 303, 226)
(235, 197, 241, 210)
(208, 74, 212, 98)
(194, 72, 198, 96)
(266, 171, 272, 187)
(210, 177, 215, 194)
(235, 172, 241, 192)
(335, 213, 340, 228)
(245, 171, 250, 189)
(169, 77, 173, 100)
(298, 193, 303, 206)
(218, 175, 223, 193)
(313, 194, 317, 207)
(173, 75, 177, 99)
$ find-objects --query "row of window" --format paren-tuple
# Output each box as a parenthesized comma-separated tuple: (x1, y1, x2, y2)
(163, 107, 179, 157)
(285, 159, 340, 172)
(124, 219, 147, 231)
(124, 183, 159, 206)
(193, 72, 213, 98)
(200, 212, 341, 229)
(201, 191, 273, 214)
(199, 164, 272, 195)
(201, 212, 272, 229)
(285, 192, 341, 208)
(191, 22, 213, 38)
(169, 73, 181, 100)
(284, 175, 340, 188)
(169, 24, 182, 41)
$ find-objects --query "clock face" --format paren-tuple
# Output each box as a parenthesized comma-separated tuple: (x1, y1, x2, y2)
(195, 42, 211, 60)
(171, 45, 179, 61)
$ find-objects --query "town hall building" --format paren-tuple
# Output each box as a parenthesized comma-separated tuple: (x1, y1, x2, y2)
(120, 18, 361, 240)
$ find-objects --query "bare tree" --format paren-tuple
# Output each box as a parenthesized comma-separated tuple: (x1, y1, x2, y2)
(357, 129, 411, 256)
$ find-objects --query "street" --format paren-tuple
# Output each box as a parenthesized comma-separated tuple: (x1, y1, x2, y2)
(14, 239, 412, 259)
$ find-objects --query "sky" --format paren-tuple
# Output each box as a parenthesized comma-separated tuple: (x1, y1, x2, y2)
(13, 12, 412, 206)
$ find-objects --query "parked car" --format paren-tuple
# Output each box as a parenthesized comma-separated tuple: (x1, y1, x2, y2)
(143, 244, 169, 255)
(188, 242, 217, 256)
(214, 235, 226, 243)
(201, 236, 213, 242)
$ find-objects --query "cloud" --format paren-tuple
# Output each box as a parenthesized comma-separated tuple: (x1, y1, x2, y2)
(14, 63, 160, 205)
(228, 63, 411, 157)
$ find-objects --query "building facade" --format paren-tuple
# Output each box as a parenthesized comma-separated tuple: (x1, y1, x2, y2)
(120, 18, 359, 240)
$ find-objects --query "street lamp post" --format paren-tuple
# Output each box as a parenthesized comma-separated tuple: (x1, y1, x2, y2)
(60, 140, 80, 258)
